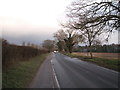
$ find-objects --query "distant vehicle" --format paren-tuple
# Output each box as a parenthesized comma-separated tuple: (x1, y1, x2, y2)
(54, 51, 58, 53)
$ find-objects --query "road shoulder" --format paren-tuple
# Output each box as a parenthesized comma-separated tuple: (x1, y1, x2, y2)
(29, 54, 57, 88)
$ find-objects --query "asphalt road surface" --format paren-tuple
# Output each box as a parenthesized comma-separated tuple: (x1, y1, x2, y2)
(30, 52, 118, 88)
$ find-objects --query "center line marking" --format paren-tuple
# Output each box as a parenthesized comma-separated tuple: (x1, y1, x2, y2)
(51, 60, 60, 89)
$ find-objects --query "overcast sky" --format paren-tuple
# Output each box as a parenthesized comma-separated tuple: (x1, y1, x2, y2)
(0, 0, 118, 45)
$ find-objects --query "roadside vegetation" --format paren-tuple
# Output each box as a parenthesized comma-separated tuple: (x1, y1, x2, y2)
(54, 0, 119, 59)
(2, 54, 49, 88)
(2, 39, 48, 70)
(2, 0, 120, 88)
(53, 0, 119, 72)
(2, 39, 49, 88)
(65, 53, 119, 72)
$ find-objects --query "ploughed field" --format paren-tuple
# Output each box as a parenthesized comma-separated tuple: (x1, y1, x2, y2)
(73, 52, 119, 59)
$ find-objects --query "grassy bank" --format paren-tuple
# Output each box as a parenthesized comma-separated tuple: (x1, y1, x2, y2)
(2, 53, 49, 88)
(65, 53, 119, 72)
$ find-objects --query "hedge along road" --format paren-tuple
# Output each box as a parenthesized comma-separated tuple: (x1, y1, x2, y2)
(30, 52, 118, 88)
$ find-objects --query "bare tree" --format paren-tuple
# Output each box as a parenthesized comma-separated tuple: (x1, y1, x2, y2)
(42, 40, 55, 52)
(62, 21, 104, 58)
(66, 1, 120, 31)
(56, 40, 65, 52)
(93, 38, 102, 46)
(63, 0, 120, 58)
(54, 29, 84, 53)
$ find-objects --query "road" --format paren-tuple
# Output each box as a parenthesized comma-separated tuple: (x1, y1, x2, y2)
(30, 52, 118, 88)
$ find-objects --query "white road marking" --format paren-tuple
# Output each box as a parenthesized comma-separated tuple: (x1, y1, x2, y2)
(95, 64, 118, 73)
(51, 60, 60, 89)
(68, 57, 118, 74)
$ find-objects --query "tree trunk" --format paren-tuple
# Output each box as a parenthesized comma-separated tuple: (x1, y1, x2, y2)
(68, 45, 72, 53)
(69, 47, 72, 53)
(90, 50, 93, 59)
(89, 45, 93, 59)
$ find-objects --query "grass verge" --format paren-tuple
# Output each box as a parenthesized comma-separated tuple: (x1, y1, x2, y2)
(65, 53, 120, 72)
(2, 53, 49, 88)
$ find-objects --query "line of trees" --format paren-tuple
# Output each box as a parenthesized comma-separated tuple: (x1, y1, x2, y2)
(42, 40, 56, 52)
(73, 44, 120, 53)
(54, 29, 85, 53)
(54, 0, 120, 58)
(2, 39, 48, 69)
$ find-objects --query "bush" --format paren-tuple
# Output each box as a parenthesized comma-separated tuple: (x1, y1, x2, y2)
(2, 39, 48, 69)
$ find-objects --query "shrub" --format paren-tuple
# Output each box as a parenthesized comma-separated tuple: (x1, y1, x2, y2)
(2, 39, 48, 69)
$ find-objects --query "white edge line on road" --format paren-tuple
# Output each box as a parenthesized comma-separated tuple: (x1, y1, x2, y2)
(96, 65, 118, 73)
(50, 60, 60, 89)
(72, 57, 118, 74)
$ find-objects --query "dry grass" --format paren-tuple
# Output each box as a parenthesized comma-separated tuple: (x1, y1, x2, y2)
(65, 53, 119, 71)
(73, 52, 120, 60)
(2, 54, 49, 88)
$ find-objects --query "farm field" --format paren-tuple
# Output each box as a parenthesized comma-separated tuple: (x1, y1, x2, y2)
(73, 52, 120, 60)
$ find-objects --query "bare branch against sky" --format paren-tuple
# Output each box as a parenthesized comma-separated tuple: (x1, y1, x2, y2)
(0, 0, 118, 45)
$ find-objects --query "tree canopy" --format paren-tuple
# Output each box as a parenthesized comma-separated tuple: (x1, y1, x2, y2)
(54, 29, 84, 53)
(61, 0, 120, 58)
(66, 1, 120, 31)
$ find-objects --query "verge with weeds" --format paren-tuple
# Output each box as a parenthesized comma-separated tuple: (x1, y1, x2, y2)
(2, 54, 49, 88)
(65, 53, 119, 72)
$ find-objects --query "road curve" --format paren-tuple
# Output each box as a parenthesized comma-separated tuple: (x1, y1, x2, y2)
(51, 52, 118, 88)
